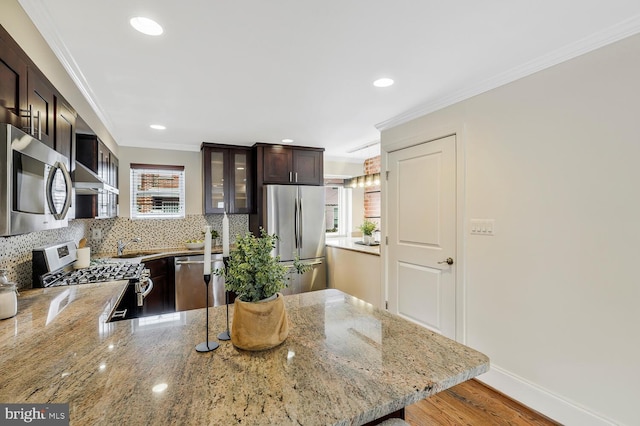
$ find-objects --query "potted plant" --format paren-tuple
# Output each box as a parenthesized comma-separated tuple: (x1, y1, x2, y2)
(216, 229, 308, 351)
(359, 219, 377, 245)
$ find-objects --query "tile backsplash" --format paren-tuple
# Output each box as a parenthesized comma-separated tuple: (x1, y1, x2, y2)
(0, 214, 248, 289)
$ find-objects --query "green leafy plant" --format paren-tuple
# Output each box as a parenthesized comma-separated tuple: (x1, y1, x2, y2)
(216, 229, 309, 302)
(359, 219, 377, 236)
(189, 229, 220, 244)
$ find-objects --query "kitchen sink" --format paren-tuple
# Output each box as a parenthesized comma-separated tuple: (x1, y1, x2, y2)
(115, 251, 158, 259)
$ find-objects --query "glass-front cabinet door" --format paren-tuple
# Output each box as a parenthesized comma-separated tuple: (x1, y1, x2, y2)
(233, 151, 248, 211)
(202, 144, 252, 214)
(209, 150, 225, 210)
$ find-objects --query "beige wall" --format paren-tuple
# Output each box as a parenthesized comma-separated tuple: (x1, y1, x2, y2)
(119, 147, 202, 217)
(324, 159, 363, 177)
(382, 33, 640, 425)
(0, 0, 118, 153)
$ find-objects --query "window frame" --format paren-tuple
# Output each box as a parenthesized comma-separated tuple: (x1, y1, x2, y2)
(130, 163, 186, 219)
(325, 179, 352, 238)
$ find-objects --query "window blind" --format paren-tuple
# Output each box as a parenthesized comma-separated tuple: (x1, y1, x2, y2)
(130, 163, 185, 219)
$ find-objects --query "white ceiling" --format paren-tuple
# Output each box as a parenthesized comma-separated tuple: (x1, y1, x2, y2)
(18, 0, 640, 161)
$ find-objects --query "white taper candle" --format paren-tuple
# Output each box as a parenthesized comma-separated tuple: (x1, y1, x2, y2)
(203, 225, 212, 275)
(222, 212, 229, 257)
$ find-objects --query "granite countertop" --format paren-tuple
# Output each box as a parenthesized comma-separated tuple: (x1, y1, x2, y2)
(326, 237, 381, 255)
(0, 286, 488, 425)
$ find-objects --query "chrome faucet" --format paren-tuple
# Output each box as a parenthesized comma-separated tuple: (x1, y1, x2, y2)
(117, 238, 142, 256)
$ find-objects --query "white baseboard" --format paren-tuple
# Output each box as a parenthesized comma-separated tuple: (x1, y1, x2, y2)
(476, 365, 619, 426)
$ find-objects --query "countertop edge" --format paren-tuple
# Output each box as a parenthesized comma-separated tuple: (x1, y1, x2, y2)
(94, 247, 225, 262)
(326, 237, 380, 256)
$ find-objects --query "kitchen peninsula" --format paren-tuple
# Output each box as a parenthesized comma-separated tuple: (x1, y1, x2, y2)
(0, 285, 488, 425)
(326, 237, 382, 308)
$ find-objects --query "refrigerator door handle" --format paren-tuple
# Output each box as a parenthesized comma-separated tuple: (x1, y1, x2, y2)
(294, 197, 299, 249)
(298, 198, 303, 249)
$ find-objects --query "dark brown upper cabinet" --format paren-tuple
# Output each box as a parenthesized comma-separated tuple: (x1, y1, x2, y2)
(75, 133, 119, 219)
(258, 143, 324, 186)
(1, 25, 77, 159)
(0, 29, 28, 130)
(27, 67, 55, 148)
(55, 100, 76, 169)
(249, 143, 324, 235)
(202, 143, 253, 214)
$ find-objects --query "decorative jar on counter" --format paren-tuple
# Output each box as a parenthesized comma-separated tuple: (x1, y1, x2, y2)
(0, 269, 18, 320)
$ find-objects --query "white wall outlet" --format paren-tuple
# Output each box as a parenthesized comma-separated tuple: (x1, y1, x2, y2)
(92, 228, 102, 240)
(470, 219, 495, 235)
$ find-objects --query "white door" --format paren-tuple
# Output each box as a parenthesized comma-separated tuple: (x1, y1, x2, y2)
(387, 135, 457, 338)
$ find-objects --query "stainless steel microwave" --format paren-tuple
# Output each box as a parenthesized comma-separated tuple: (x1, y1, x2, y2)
(1, 124, 72, 236)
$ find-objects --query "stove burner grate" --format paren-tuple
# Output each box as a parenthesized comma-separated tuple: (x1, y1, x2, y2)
(42, 263, 145, 287)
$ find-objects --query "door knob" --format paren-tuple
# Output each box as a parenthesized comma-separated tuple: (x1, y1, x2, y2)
(438, 257, 454, 265)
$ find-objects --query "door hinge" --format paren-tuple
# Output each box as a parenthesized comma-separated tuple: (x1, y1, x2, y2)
(385, 171, 389, 181)
(385, 236, 388, 245)
(385, 301, 388, 310)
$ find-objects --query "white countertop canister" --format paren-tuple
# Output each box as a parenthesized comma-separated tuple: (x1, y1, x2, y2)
(0, 269, 17, 320)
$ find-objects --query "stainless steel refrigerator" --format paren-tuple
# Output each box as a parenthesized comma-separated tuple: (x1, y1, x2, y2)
(263, 185, 326, 294)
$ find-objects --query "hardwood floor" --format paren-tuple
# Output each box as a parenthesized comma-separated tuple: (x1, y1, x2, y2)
(405, 379, 560, 426)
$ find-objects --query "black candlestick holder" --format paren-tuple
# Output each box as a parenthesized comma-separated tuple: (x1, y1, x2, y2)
(196, 274, 219, 353)
(217, 256, 231, 341)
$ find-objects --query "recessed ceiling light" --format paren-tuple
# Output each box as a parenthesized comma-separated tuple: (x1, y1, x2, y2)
(130, 17, 163, 36)
(150, 124, 166, 130)
(282, 139, 294, 143)
(373, 78, 394, 88)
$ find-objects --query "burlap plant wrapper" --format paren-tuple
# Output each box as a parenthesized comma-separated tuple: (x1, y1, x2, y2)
(231, 293, 289, 351)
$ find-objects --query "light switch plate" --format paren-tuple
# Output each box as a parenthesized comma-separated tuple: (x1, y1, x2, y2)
(92, 228, 102, 240)
(470, 219, 494, 235)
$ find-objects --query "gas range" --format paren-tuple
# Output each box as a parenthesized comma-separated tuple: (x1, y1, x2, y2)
(32, 241, 155, 322)
(40, 262, 146, 287)
(32, 241, 146, 288)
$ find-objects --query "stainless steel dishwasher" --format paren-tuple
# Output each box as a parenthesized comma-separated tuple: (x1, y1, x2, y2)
(174, 254, 225, 312)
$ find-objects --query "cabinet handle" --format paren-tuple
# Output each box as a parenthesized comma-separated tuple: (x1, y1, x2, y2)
(295, 172, 298, 183)
(30, 105, 34, 136)
(289, 171, 293, 182)
(37, 110, 42, 140)
(20, 105, 33, 136)
(21, 106, 42, 139)
(112, 309, 127, 319)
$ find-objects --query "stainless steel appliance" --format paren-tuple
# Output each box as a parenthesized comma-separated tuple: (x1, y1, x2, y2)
(263, 185, 326, 294)
(1, 124, 72, 236)
(32, 241, 153, 321)
(174, 254, 225, 311)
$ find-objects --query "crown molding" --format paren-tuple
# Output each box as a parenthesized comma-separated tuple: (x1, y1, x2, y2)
(376, 14, 640, 132)
(18, 0, 117, 139)
(119, 141, 202, 153)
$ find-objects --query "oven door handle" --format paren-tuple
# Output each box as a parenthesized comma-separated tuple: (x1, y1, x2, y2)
(46, 161, 73, 220)
(137, 278, 154, 307)
(141, 278, 154, 298)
